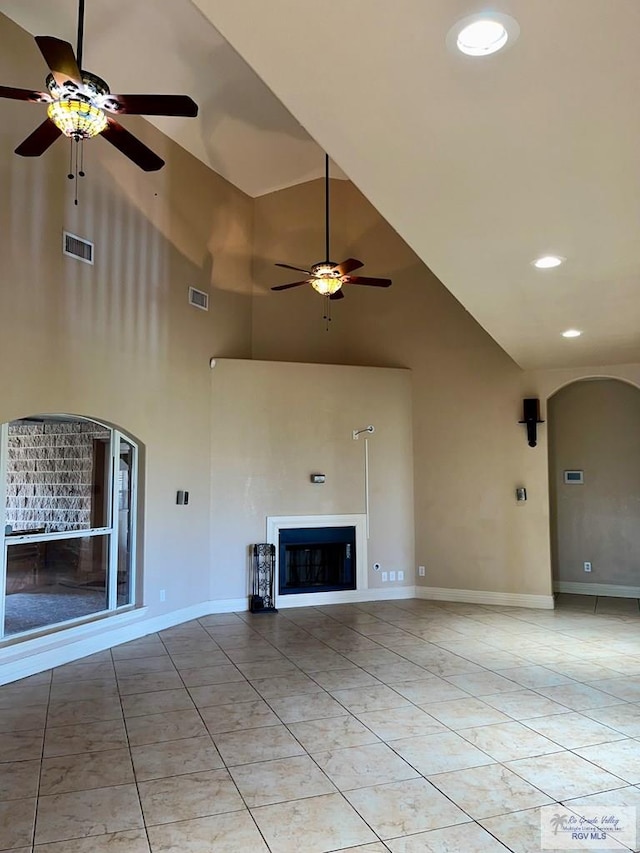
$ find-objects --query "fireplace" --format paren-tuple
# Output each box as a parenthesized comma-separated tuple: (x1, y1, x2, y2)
(278, 526, 356, 595)
(266, 514, 367, 606)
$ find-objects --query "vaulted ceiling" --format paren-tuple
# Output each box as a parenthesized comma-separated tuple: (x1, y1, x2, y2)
(2, 0, 639, 370)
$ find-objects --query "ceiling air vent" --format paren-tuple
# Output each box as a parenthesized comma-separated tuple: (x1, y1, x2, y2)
(63, 231, 94, 265)
(188, 286, 209, 311)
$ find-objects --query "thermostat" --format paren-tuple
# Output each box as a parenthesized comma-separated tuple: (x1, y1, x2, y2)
(563, 470, 584, 484)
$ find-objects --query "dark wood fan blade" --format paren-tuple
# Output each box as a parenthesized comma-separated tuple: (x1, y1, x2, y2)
(345, 275, 392, 288)
(101, 118, 164, 171)
(335, 258, 364, 276)
(35, 36, 81, 86)
(275, 262, 311, 274)
(105, 94, 198, 117)
(329, 290, 345, 300)
(271, 281, 308, 291)
(0, 85, 50, 104)
(15, 119, 62, 157)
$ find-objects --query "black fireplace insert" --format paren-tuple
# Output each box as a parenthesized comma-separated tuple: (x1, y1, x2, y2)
(278, 526, 356, 595)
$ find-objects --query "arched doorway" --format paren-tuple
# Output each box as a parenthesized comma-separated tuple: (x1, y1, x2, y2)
(548, 378, 640, 612)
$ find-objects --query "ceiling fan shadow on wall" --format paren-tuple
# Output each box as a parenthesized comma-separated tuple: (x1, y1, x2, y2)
(271, 154, 392, 327)
(0, 0, 198, 201)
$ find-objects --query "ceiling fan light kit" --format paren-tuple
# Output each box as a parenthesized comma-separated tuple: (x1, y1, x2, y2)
(309, 263, 342, 296)
(271, 154, 392, 325)
(48, 97, 107, 139)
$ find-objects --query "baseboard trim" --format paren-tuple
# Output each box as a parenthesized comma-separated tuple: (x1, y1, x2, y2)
(275, 585, 417, 609)
(3, 584, 560, 684)
(554, 581, 640, 599)
(415, 586, 555, 610)
(0, 598, 247, 686)
(0, 588, 425, 685)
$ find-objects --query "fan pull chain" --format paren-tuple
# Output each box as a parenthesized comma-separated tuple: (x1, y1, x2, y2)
(74, 140, 80, 205)
(67, 139, 86, 207)
(67, 139, 79, 206)
(68, 139, 74, 181)
(322, 295, 332, 331)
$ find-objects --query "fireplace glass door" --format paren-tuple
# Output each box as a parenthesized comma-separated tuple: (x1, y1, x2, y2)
(279, 526, 356, 595)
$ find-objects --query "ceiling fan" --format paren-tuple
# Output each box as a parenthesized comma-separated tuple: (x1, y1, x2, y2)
(0, 0, 197, 174)
(271, 154, 392, 313)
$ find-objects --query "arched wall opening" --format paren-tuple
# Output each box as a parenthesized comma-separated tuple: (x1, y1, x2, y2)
(0, 413, 140, 641)
(547, 377, 640, 600)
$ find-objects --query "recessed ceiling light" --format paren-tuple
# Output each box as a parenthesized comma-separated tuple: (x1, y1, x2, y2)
(533, 255, 564, 269)
(562, 329, 582, 338)
(448, 13, 520, 57)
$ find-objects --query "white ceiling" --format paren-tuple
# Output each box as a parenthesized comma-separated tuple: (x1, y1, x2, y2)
(2, 0, 640, 370)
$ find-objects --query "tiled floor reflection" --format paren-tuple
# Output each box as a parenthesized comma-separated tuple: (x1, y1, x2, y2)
(1, 593, 640, 852)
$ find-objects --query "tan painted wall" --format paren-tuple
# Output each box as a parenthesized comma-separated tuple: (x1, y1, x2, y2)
(548, 379, 640, 588)
(0, 15, 254, 624)
(209, 359, 414, 601)
(252, 179, 552, 597)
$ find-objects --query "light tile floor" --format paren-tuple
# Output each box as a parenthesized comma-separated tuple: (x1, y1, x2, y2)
(1, 593, 639, 852)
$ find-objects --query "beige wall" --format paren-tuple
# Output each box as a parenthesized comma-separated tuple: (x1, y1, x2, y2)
(252, 179, 552, 597)
(209, 359, 414, 601)
(548, 379, 640, 588)
(0, 15, 254, 630)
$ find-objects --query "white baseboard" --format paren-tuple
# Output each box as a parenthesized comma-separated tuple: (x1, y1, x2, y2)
(275, 585, 417, 609)
(0, 598, 247, 686)
(0, 588, 425, 685)
(2, 583, 560, 684)
(416, 586, 554, 610)
(554, 581, 640, 599)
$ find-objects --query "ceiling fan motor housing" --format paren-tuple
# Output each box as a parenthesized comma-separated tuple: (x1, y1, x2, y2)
(311, 261, 341, 279)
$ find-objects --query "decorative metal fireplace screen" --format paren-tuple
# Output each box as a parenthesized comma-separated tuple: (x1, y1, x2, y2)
(250, 543, 277, 612)
(278, 526, 356, 595)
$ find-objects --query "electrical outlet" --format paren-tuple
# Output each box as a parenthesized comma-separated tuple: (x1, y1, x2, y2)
(381, 571, 388, 582)
(418, 565, 426, 577)
(398, 570, 404, 581)
(159, 589, 166, 602)
(583, 561, 592, 573)
(389, 570, 396, 582)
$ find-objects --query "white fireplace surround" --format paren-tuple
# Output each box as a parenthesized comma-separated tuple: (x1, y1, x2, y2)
(266, 514, 368, 608)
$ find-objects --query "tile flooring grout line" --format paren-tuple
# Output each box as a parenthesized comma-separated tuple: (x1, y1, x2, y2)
(111, 643, 153, 853)
(29, 666, 53, 851)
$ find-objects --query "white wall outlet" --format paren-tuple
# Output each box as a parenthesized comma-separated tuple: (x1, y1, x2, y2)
(583, 561, 592, 573)
(381, 571, 388, 582)
(159, 589, 166, 602)
(389, 570, 396, 581)
(398, 570, 404, 581)
(418, 565, 426, 577)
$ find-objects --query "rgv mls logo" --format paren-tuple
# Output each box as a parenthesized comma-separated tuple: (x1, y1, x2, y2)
(540, 806, 636, 850)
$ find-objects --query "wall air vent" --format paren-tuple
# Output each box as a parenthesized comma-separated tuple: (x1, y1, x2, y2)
(63, 231, 94, 265)
(188, 286, 209, 311)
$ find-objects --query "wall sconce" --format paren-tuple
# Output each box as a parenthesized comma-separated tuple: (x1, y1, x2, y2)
(519, 398, 544, 447)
